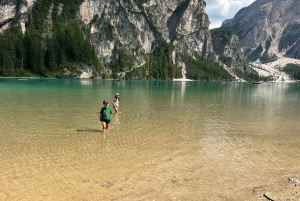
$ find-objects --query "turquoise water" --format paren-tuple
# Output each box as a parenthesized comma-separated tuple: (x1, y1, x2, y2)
(0, 78, 300, 200)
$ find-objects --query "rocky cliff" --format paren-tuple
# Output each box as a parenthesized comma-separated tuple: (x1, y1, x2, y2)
(221, 0, 300, 62)
(0, 0, 35, 33)
(211, 29, 248, 73)
(0, 0, 247, 79)
(79, 0, 213, 71)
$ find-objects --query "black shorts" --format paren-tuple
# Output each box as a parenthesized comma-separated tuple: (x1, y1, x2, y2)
(101, 118, 111, 124)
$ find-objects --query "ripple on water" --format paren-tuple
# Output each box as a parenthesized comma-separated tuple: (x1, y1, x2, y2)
(1, 80, 300, 200)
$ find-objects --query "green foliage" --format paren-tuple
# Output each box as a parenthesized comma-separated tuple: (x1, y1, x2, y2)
(125, 66, 148, 80)
(52, 0, 84, 25)
(146, 41, 178, 80)
(98, 23, 114, 40)
(181, 53, 233, 81)
(210, 29, 235, 56)
(234, 68, 272, 82)
(108, 43, 135, 79)
(282, 63, 300, 80)
(0, 0, 101, 77)
(0, 0, 24, 4)
(219, 56, 233, 66)
(0, 28, 46, 77)
(124, 41, 234, 81)
(124, 42, 182, 80)
(234, 69, 259, 81)
(0, 0, 263, 81)
(211, 28, 234, 44)
(25, 0, 85, 38)
(29, 0, 52, 33)
(259, 53, 277, 64)
(0, 22, 100, 77)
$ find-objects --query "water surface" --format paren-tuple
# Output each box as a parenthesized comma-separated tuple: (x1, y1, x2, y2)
(0, 79, 300, 200)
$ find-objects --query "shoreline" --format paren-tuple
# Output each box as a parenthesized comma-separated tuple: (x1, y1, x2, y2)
(173, 78, 194, 81)
(1, 77, 299, 83)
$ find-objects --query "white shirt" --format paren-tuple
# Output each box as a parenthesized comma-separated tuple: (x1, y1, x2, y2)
(112, 98, 119, 107)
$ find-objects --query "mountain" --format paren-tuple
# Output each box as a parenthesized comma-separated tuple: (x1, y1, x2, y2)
(211, 29, 250, 78)
(221, 0, 300, 62)
(0, 0, 249, 80)
(79, 0, 215, 78)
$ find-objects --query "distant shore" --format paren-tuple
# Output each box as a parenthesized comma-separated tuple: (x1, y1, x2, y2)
(173, 78, 193, 81)
(1, 76, 299, 83)
(0, 76, 43, 79)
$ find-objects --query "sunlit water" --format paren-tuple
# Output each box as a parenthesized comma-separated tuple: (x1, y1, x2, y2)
(0, 78, 300, 200)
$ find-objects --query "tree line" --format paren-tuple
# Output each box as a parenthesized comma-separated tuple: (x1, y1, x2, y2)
(0, 0, 101, 77)
(1, 0, 247, 80)
(0, 23, 100, 77)
(124, 42, 182, 80)
(283, 64, 300, 80)
(181, 53, 233, 81)
(124, 42, 233, 81)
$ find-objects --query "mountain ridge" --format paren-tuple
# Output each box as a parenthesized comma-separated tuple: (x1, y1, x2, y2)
(0, 0, 271, 81)
(221, 0, 300, 61)
(0, 0, 249, 80)
(221, 0, 300, 81)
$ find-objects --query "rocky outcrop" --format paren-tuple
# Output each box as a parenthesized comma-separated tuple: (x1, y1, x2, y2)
(0, 0, 36, 33)
(0, 0, 247, 79)
(211, 30, 246, 72)
(79, 0, 213, 69)
(286, 41, 300, 59)
(75, 66, 95, 79)
(282, 22, 300, 59)
(221, 0, 300, 62)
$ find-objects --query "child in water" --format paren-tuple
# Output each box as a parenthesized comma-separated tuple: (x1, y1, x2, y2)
(100, 99, 112, 131)
(112, 93, 120, 113)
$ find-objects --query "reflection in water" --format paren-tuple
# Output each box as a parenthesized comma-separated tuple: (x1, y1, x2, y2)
(79, 79, 93, 86)
(0, 79, 300, 200)
(181, 81, 186, 99)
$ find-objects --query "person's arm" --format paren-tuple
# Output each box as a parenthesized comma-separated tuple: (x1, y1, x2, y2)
(99, 111, 102, 121)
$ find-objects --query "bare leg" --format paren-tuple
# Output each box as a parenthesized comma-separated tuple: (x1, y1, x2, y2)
(114, 106, 118, 113)
(102, 121, 107, 131)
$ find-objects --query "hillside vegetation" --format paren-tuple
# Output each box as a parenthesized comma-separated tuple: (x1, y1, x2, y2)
(0, 0, 251, 81)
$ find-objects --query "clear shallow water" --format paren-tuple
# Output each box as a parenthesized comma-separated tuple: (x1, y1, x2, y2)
(0, 78, 300, 200)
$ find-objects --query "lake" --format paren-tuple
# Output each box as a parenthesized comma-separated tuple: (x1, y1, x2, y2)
(1, 78, 300, 200)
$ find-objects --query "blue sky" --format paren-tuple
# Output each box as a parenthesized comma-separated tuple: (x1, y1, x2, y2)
(206, 0, 256, 29)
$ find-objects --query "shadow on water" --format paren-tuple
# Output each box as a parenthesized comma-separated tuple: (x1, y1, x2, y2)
(76, 129, 101, 133)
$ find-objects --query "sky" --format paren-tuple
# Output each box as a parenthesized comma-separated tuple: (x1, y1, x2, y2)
(206, 0, 256, 29)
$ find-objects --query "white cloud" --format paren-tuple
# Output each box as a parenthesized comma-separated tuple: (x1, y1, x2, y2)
(206, 0, 256, 29)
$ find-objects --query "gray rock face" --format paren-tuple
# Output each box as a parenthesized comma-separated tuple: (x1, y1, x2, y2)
(0, 0, 35, 33)
(212, 30, 246, 72)
(221, 0, 300, 60)
(286, 41, 300, 59)
(79, 0, 212, 65)
(0, 0, 246, 78)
